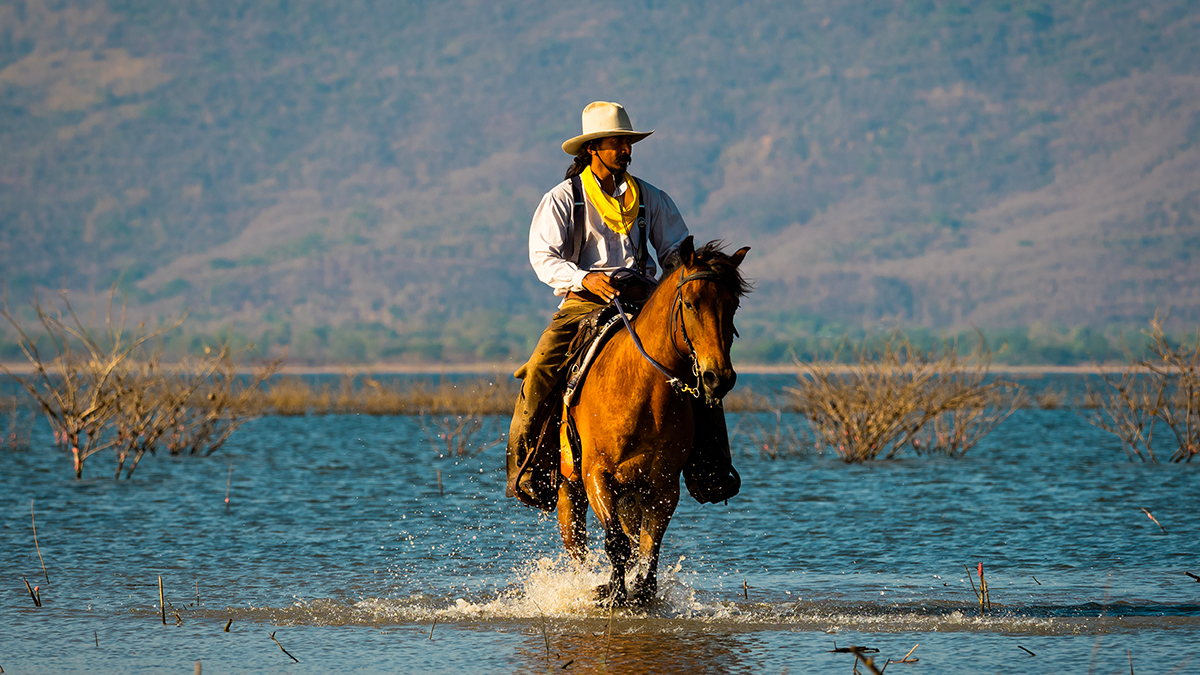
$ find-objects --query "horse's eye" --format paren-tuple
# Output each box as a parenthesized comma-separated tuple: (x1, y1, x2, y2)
(684, 301, 695, 311)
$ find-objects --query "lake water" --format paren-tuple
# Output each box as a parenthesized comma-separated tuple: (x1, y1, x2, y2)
(2, 375, 1198, 674)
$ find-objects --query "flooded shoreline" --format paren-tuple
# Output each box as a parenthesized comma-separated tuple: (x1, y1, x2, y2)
(3, 382, 1198, 673)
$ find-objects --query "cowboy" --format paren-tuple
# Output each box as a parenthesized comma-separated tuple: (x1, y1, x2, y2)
(506, 101, 740, 509)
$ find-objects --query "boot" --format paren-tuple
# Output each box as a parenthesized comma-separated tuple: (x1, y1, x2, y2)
(506, 385, 560, 512)
(683, 400, 740, 504)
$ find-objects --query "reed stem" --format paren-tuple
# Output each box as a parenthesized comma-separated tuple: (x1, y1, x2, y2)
(22, 575, 40, 607)
(964, 564, 980, 606)
(532, 599, 551, 668)
(268, 631, 299, 663)
(158, 575, 165, 625)
(604, 589, 616, 664)
(1141, 508, 1167, 534)
(31, 500, 48, 584)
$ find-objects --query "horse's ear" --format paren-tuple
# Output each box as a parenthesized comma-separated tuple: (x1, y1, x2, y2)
(679, 236, 695, 265)
(730, 246, 750, 267)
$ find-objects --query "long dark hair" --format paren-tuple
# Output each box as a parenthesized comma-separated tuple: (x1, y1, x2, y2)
(564, 143, 593, 179)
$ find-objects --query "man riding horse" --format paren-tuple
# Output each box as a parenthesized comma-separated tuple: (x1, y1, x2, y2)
(506, 101, 740, 510)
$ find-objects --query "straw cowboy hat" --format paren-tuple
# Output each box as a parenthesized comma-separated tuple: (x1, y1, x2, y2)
(561, 101, 654, 155)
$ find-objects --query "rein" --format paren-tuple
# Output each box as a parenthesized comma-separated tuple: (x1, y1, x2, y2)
(612, 269, 726, 401)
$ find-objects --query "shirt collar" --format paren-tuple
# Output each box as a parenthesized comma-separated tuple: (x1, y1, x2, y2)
(590, 170, 629, 197)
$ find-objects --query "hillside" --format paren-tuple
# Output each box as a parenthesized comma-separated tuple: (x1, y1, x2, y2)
(1, 0, 1198, 363)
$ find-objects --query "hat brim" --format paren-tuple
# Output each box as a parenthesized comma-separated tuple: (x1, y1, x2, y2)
(562, 129, 653, 156)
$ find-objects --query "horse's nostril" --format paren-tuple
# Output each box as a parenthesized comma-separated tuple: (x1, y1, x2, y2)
(703, 370, 719, 387)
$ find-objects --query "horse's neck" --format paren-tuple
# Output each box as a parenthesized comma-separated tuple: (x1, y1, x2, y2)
(622, 271, 686, 372)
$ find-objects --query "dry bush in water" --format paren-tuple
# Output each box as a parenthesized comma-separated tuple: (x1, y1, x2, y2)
(420, 411, 505, 458)
(1087, 313, 1199, 463)
(108, 359, 208, 477)
(3, 398, 34, 450)
(158, 342, 280, 457)
(1034, 387, 1067, 410)
(734, 409, 809, 459)
(1, 289, 280, 478)
(1, 290, 183, 477)
(409, 378, 508, 458)
(788, 330, 1023, 462)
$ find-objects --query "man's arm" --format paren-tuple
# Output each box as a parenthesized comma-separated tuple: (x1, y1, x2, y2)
(529, 185, 622, 301)
(528, 186, 590, 295)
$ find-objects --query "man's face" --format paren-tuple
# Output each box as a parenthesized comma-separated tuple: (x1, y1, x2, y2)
(590, 136, 633, 174)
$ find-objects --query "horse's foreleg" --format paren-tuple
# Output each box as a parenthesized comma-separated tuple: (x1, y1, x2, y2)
(631, 479, 680, 606)
(586, 471, 631, 606)
(599, 525, 632, 606)
(556, 479, 588, 564)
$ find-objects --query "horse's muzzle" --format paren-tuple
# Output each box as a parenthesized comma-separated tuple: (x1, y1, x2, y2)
(700, 367, 737, 403)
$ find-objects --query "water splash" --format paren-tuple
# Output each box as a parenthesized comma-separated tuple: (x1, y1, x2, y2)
(354, 551, 713, 622)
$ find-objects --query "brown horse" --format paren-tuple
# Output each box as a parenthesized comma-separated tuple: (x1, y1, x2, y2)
(556, 237, 750, 606)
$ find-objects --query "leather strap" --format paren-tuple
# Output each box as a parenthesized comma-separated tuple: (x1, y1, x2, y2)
(567, 174, 647, 273)
(630, 176, 648, 275)
(567, 174, 586, 265)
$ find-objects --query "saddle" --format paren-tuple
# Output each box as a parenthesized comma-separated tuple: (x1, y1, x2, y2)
(512, 303, 638, 511)
(562, 308, 626, 407)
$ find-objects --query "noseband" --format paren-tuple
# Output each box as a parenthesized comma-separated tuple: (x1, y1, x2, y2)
(612, 269, 727, 402)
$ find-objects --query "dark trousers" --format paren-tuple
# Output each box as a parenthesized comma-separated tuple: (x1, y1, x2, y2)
(506, 298, 605, 499)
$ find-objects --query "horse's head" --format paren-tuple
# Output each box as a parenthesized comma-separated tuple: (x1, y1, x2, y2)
(670, 237, 751, 404)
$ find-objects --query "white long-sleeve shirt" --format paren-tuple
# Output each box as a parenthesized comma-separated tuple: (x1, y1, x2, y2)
(528, 173, 690, 297)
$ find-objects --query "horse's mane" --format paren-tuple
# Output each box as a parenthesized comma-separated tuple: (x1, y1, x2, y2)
(664, 240, 753, 298)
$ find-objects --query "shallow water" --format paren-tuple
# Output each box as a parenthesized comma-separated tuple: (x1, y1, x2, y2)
(2, 376, 1199, 673)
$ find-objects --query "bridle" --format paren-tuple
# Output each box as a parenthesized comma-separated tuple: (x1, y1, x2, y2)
(612, 268, 728, 403)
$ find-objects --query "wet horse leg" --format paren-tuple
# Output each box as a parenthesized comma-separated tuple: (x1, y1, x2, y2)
(630, 478, 680, 606)
(586, 471, 632, 605)
(556, 479, 588, 564)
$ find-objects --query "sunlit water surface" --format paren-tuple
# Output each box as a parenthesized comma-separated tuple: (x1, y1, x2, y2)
(2, 375, 1198, 673)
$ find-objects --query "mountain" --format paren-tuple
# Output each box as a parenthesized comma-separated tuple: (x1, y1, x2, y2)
(1, 0, 1198, 364)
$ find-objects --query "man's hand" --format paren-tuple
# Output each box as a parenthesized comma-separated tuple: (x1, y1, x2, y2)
(582, 272, 619, 303)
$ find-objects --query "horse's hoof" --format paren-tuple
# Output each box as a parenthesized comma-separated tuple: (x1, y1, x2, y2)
(594, 582, 626, 607)
(630, 589, 657, 607)
(630, 579, 658, 607)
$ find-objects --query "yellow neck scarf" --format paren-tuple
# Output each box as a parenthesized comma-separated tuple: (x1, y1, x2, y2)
(582, 165, 638, 235)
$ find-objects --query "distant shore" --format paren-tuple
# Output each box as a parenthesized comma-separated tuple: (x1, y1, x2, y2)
(1, 361, 1125, 376)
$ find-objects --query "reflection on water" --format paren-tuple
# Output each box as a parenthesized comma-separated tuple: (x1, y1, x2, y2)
(2, 376, 1199, 673)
